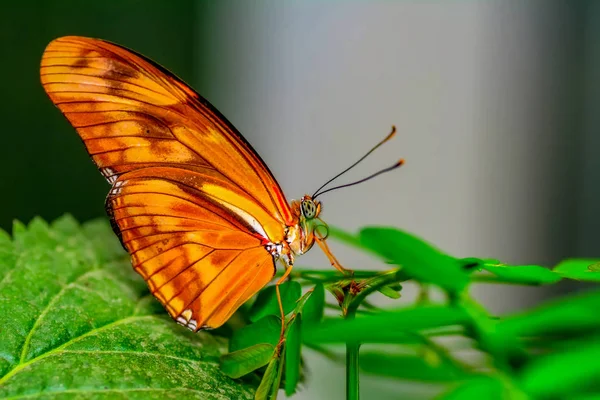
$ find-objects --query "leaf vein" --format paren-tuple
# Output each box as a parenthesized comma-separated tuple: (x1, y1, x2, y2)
(18, 268, 103, 364)
(60, 349, 215, 365)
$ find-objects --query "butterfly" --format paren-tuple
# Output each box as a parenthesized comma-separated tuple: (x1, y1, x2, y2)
(40, 36, 401, 337)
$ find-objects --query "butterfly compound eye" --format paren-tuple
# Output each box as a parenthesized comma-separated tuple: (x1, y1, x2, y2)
(301, 200, 317, 219)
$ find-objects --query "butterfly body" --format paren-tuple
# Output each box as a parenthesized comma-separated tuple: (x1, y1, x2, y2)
(40, 36, 343, 332)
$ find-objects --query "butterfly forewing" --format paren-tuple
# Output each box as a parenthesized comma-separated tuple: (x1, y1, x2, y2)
(41, 36, 292, 330)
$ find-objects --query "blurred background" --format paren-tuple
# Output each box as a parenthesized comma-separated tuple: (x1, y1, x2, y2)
(2, 1, 599, 399)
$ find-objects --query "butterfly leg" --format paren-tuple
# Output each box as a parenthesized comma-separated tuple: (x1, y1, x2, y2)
(315, 237, 352, 276)
(275, 261, 293, 352)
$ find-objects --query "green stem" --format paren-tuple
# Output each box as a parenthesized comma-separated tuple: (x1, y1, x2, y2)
(342, 268, 406, 400)
(277, 267, 399, 281)
(346, 340, 360, 400)
(345, 305, 360, 400)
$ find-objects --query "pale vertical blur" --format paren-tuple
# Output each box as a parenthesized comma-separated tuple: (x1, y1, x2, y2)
(195, 1, 595, 399)
(578, 0, 600, 255)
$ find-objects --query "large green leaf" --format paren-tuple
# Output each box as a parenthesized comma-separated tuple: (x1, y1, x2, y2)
(0, 216, 254, 399)
(359, 227, 469, 293)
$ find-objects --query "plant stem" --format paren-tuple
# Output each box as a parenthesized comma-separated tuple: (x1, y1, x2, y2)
(345, 301, 360, 400)
(342, 268, 408, 400)
(346, 340, 360, 400)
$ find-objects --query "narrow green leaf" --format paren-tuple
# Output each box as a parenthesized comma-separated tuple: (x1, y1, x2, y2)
(0, 217, 255, 399)
(360, 351, 468, 381)
(438, 376, 518, 399)
(376, 284, 401, 299)
(302, 283, 325, 324)
(480, 263, 561, 284)
(229, 315, 281, 353)
(270, 346, 286, 400)
(304, 306, 469, 344)
(458, 257, 486, 272)
(249, 281, 302, 322)
(285, 315, 302, 396)
(520, 336, 600, 398)
(497, 290, 600, 338)
(553, 258, 600, 282)
(360, 227, 469, 292)
(327, 225, 364, 249)
(220, 343, 275, 379)
(255, 357, 280, 400)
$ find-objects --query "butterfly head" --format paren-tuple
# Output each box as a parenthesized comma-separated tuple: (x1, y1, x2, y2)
(288, 195, 328, 256)
(300, 196, 321, 220)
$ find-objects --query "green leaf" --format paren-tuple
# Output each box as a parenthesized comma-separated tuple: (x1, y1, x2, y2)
(229, 315, 281, 353)
(458, 257, 486, 272)
(497, 290, 600, 338)
(302, 283, 325, 324)
(303, 306, 469, 344)
(359, 227, 469, 293)
(479, 263, 561, 284)
(553, 258, 600, 282)
(255, 356, 279, 400)
(249, 281, 302, 322)
(439, 375, 521, 399)
(0, 216, 254, 399)
(360, 351, 468, 382)
(376, 284, 402, 299)
(589, 262, 600, 272)
(519, 336, 600, 398)
(285, 314, 302, 396)
(220, 344, 275, 379)
(327, 225, 364, 249)
(270, 347, 286, 400)
(571, 395, 600, 400)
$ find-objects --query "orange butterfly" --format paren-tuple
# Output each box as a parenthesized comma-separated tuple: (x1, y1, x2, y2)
(40, 36, 401, 337)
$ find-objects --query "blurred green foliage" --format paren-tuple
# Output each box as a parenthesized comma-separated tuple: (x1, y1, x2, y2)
(3, 216, 599, 399)
(223, 226, 600, 400)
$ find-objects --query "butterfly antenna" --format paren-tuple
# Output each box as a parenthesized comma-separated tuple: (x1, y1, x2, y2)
(312, 125, 397, 198)
(313, 159, 404, 199)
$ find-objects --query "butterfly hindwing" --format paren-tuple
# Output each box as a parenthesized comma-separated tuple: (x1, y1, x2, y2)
(107, 172, 275, 330)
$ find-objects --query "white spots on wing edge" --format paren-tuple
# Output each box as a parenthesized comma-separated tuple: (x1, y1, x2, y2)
(100, 167, 117, 184)
(176, 308, 198, 331)
(109, 178, 126, 196)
